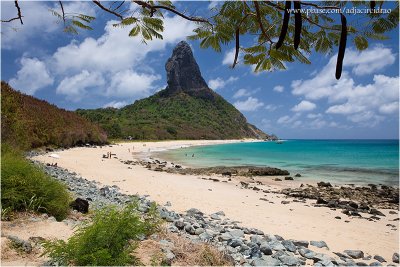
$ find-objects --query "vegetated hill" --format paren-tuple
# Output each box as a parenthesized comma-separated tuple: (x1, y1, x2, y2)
(1, 81, 107, 149)
(77, 41, 270, 140)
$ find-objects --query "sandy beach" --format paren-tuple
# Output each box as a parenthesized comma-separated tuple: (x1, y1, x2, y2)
(33, 140, 399, 261)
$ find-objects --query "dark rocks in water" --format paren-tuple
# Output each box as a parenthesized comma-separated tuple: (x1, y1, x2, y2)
(285, 176, 294, 180)
(70, 198, 89, 213)
(393, 253, 399, 263)
(317, 181, 333, 187)
(295, 173, 302, 177)
(344, 250, 364, 259)
(168, 166, 289, 177)
(373, 255, 386, 263)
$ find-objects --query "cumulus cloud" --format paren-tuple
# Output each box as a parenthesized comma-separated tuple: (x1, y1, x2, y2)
(2, 1, 96, 49)
(106, 70, 161, 98)
(56, 70, 105, 101)
(291, 45, 398, 126)
(9, 57, 54, 95)
(233, 88, 252, 99)
(222, 48, 244, 66)
(103, 100, 129, 109)
(291, 100, 316, 112)
(265, 104, 279, 111)
(208, 76, 238, 90)
(273, 85, 284, 93)
(234, 97, 264, 112)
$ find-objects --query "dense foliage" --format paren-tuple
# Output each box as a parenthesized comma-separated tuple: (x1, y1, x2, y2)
(77, 89, 267, 140)
(1, 82, 107, 149)
(43, 202, 161, 266)
(1, 144, 71, 221)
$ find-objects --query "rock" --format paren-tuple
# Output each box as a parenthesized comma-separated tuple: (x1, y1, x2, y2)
(229, 239, 243, 248)
(250, 235, 265, 245)
(165, 41, 210, 96)
(269, 240, 285, 251)
(215, 210, 226, 216)
(281, 240, 297, 252)
(194, 228, 204, 235)
(316, 198, 328, 205)
(295, 173, 301, 177)
(370, 209, 385, 217)
(310, 240, 328, 249)
(184, 224, 195, 235)
(229, 229, 244, 238)
(335, 216, 341, 219)
(7, 236, 32, 253)
(369, 262, 383, 266)
(261, 256, 281, 266)
(186, 208, 204, 217)
(393, 253, 399, 263)
(70, 198, 89, 213)
(251, 259, 271, 266)
(348, 201, 359, 209)
(298, 248, 316, 259)
(317, 182, 332, 187)
(292, 240, 309, 248)
(174, 220, 185, 230)
(356, 262, 368, 266)
(274, 178, 282, 181)
(260, 243, 273, 255)
(344, 250, 364, 259)
(373, 255, 386, 263)
(279, 255, 301, 266)
(219, 232, 233, 242)
(199, 232, 212, 241)
(285, 176, 294, 180)
(210, 214, 221, 220)
(281, 201, 290, 204)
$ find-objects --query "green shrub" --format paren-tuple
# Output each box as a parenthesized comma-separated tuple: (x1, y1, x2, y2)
(1, 144, 71, 220)
(43, 202, 161, 266)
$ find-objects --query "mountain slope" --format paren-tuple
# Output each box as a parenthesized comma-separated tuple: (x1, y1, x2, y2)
(1, 81, 107, 149)
(77, 41, 269, 140)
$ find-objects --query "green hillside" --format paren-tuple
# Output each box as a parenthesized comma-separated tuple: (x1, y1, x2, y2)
(1, 81, 107, 149)
(77, 89, 267, 140)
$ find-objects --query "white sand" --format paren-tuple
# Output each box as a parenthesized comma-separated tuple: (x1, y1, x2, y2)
(33, 140, 399, 261)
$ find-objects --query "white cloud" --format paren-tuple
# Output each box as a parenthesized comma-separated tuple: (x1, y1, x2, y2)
(52, 16, 196, 75)
(106, 70, 161, 98)
(291, 100, 316, 112)
(234, 97, 264, 112)
(345, 46, 396, 76)
(9, 57, 54, 95)
(222, 48, 243, 66)
(292, 45, 398, 127)
(307, 113, 323, 119)
(273, 85, 284, 93)
(1, 1, 96, 49)
(56, 70, 105, 101)
(233, 88, 251, 99)
(208, 76, 238, 90)
(103, 101, 129, 109)
(208, 1, 218, 9)
(265, 104, 279, 111)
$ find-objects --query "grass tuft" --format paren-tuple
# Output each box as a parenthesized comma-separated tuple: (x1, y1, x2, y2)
(42, 202, 161, 266)
(1, 144, 71, 221)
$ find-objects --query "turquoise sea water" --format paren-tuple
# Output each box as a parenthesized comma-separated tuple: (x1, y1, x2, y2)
(157, 140, 399, 186)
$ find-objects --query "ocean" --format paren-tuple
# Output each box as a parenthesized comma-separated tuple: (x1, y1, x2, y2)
(156, 140, 399, 186)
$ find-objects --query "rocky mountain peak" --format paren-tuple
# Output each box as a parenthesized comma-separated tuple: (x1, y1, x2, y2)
(165, 41, 208, 94)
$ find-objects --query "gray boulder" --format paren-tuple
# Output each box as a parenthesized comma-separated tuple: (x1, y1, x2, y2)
(282, 240, 297, 252)
(261, 256, 281, 266)
(292, 240, 309, 248)
(279, 255, 302, 266)
(298, 248, 316, 259)
(310, 240, 329, 249)
(229, 229, 244, 238)
(373, 255, 386, 263)
(344, 250, 364, 259)
(260, 242, 273, 255)
(269, 240, 286, 251)
(370, 262, 383, 266)
(393, 253, 399, 263)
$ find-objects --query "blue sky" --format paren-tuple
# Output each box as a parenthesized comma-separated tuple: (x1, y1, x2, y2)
(1, 1, 399, 139)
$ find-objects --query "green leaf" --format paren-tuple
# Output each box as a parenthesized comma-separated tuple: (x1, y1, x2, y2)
(129, 26, 140, 37)
(71, 20, 93, 30)
(354, 35, 368, 50)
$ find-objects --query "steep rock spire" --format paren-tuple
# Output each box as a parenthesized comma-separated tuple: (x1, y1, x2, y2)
(165, 41, 208, 94)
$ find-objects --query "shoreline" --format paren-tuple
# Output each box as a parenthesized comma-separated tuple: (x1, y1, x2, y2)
(31, 140, 399, 261)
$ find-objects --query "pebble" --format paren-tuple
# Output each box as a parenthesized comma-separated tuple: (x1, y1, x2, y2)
(393, 253, 399, 263)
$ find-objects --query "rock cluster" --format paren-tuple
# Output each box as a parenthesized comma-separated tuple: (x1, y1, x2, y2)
(30, 162, 399, 266)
